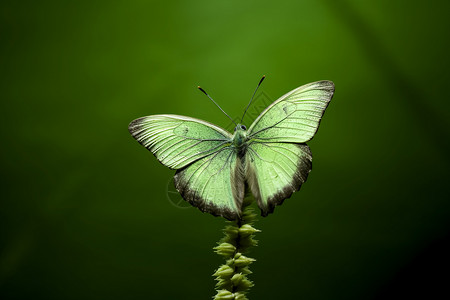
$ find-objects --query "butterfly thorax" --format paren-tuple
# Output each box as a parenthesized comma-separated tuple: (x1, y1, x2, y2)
(233, 124, 248, 157)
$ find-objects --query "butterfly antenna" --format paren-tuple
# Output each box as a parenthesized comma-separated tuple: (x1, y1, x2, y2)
(241, 75, 265, 123)
(198, 86, 237, 126)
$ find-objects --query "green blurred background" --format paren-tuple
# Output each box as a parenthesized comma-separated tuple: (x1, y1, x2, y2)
(1, 0, 449, 299)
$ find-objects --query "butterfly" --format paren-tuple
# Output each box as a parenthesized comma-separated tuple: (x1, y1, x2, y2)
(128, 77, 334, 220)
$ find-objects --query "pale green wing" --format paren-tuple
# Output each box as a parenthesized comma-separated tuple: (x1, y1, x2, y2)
(247, 80, 334, 143)
(245, 142, 312, 216)
(174, 147, 244, 220)
(128, 114, 232, 169)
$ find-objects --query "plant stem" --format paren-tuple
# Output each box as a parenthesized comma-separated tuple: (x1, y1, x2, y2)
(213, 197, 260, 300)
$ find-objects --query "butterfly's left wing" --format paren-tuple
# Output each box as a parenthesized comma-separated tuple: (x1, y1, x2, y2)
(129, 114, 232, 169)
(245, 80, 334, 216)
(129, 114, 243, 219)
(174, 147, 244, 220)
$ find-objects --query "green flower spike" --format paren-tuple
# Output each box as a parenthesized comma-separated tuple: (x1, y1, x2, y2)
(213, 197, 260, 300)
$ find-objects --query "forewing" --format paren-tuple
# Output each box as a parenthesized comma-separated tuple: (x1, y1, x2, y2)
(128, 114, 232, 169)
(245, 142, 312, 216)
(174, 147, 244, 220)
(247, 80, 334, 143)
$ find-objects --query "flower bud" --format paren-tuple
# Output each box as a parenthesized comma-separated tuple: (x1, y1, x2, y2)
(214, 265, 234, 278)
(214, 289, 235, 300)
(214, 242, 236, 257)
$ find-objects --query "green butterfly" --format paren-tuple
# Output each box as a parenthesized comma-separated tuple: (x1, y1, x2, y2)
(129, 78, 334, 220)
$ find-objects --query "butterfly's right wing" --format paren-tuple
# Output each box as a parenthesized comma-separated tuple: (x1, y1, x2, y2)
(245, 142, 312, 216)
(244, 81, 333, 216)
(128, 114, 233, 169)
(247, 80, 334, 143)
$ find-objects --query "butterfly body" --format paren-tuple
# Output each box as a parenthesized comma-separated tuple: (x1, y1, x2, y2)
(232, 124, 248, 157)
(129, 80, 334, 220)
